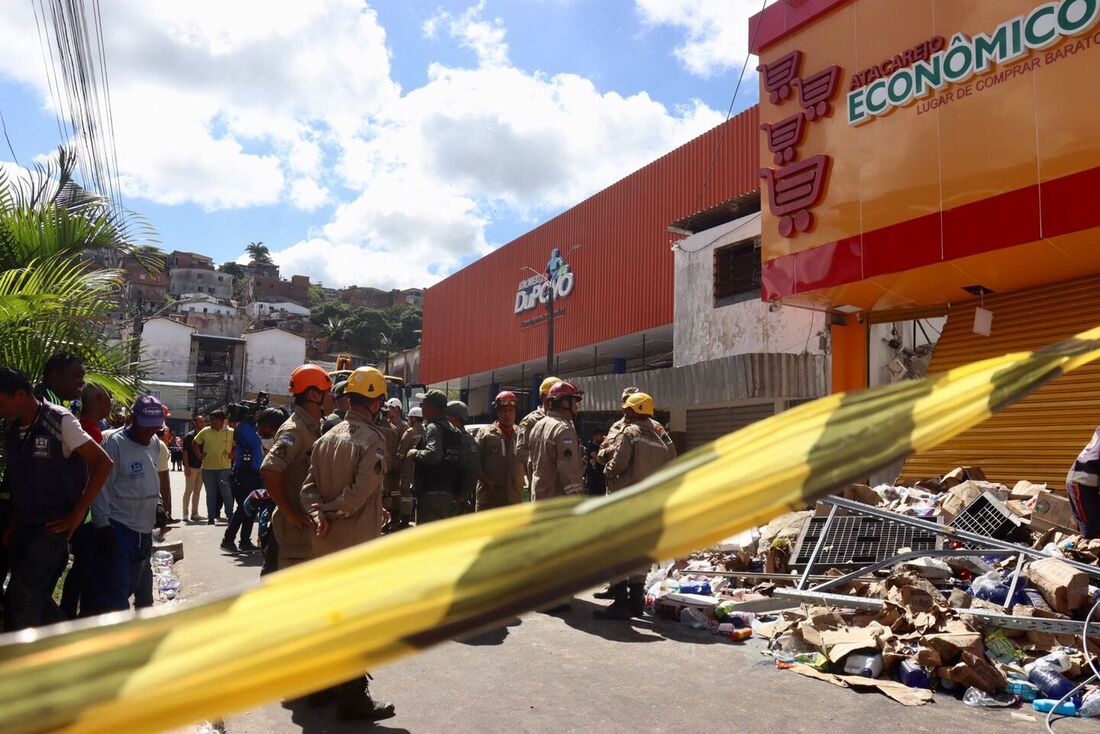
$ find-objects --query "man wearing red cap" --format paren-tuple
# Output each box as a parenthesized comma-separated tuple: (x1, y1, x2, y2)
(475, 391, 525, 510)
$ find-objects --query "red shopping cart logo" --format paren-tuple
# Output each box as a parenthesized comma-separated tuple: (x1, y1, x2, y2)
(759, 155, 831, 238)
(759, 51, 843, 239)
(758, 50, 803, 104)
(761, 112, 806, 165)
(794, 65, 841, 121)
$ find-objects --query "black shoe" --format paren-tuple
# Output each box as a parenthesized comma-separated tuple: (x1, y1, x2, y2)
(207, 519, 216, 525)
(336, 679, 396, 721)
(593, 583, 631, 620)
(238, 539, 260, 553)
(219, 539, 238, 553)
(593, 586, 616, 600)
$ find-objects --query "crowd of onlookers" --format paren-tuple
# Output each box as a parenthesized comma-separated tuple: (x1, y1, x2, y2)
(0, 351, 288, 632)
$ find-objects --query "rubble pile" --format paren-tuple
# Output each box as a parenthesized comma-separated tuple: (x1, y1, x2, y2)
(642, 467, 1100, 720)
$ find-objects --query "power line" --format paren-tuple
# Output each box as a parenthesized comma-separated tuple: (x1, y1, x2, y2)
(694, 0, 771, 214)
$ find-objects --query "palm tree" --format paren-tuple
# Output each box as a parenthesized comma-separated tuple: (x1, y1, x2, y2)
(0, 147, 156, 401)
(246, 241, 272, 265)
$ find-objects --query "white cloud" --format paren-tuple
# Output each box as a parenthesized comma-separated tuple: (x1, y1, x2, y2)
(0, 1, 726, 289)
(288, 178, 330, 212)
(635, 0, 766, 78)
(423, 1, 510, 67)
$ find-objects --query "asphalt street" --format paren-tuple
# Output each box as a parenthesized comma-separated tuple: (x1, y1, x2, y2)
(161, 472, 1093, 734)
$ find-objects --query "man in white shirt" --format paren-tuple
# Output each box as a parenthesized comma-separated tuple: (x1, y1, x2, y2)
(93, 395, 168, 612)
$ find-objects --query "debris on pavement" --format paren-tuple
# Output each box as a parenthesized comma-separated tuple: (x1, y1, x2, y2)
(637, 465, 1100, 720)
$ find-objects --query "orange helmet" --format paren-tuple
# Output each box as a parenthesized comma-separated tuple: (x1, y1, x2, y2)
(288, 364, 332, 396)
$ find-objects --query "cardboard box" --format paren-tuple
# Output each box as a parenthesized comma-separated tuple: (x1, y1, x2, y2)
(1030, 491, 1077, 535)
(1027, 557, 1089, 613)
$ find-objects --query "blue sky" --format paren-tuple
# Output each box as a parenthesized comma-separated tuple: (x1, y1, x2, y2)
(0, 0, 763, 288)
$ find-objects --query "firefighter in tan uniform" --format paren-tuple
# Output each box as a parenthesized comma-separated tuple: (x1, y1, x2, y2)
(259, 364, 331, 575)
(515, 376, 561, 482)
(598, 386, 676, 492)
(298, 366, 396, 721)
(475, 391, 525, 510)
(594, 392, 673, 620)
(527, 381, 586, 501)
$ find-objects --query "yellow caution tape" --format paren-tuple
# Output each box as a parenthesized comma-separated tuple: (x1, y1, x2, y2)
(2, 327, 1100, 733)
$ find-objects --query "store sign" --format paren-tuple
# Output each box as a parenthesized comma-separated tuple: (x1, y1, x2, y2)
(514, 265, 574, 314)
(848, 0, 1100, 125)
(757, 52, 840, 238)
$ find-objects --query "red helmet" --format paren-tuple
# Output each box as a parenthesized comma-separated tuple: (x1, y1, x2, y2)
(288, 364, 332, 395)
(494, 390, 517, 407)
(548, 381, 583, 403)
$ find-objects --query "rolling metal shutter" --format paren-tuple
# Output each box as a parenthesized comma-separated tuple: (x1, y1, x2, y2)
(900, 276, 1100, 488)
(686, 402, 775, 451)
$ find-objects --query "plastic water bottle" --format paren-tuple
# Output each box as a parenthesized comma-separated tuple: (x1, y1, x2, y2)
(1029, 666, 1079, 704)
(155, 572, 181, 601)
(963, 687, 1017, 707)
(898, 660, 929, 688)
(1034, 699, 1080, 716)
(152, 550, 174, 570)
(679, 607, 709, 629)
(842, 652, 883, 678)
(1025, 649, 1074, 675)
(1080, 690, 1100, 718)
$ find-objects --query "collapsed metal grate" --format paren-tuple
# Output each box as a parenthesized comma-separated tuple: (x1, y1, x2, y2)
(791, 515, 942, 569)
(951, 492, 1024, 549)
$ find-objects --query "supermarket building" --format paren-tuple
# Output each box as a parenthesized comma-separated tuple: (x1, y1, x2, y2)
(750, 0, 1100, 486)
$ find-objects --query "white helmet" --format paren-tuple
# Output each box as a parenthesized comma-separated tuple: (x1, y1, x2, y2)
(408, 406, 423, 418)
(385, 397, 402, 410)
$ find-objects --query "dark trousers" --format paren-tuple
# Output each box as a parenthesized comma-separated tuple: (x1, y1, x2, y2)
(1068, 481, 1100, 539)
(60, 522, 102, 618)
(4, 525, 68, 630)
(225, 468, 261, 544)
(99, 520, 152, 612)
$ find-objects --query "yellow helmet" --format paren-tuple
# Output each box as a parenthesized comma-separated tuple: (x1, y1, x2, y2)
(623, 392, 654, 417)
(345, 366, 387, 399)
(539, 376, 562, 398)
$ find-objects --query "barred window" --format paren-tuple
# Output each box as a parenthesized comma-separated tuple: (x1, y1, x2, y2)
(713, 237, 761, 307)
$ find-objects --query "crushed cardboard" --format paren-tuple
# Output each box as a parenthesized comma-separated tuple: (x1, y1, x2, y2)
(1027, 556, 1089, 613)
(785, 663, 934, 706)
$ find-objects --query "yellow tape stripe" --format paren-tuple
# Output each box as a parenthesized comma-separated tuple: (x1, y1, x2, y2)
(1, 327, 1098, 733)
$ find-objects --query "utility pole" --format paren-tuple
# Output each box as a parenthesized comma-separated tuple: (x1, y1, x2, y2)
(546, 281, 554, 374)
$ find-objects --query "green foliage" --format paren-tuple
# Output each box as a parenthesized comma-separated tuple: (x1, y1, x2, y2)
(246, 241, 272, 264)
(0, 147, 155, 403)
(310, 302, 421, 360)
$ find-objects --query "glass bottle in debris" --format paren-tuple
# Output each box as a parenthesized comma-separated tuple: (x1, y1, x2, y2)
(962, 687, 1017, 707)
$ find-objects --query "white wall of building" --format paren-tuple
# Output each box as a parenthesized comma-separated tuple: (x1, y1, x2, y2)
(246, 301, 311, 319)
(244, 329, 306, 398)
(673, 213, 825, 368)
(140, 318, 195, 382)
(178, 297, 238, 317)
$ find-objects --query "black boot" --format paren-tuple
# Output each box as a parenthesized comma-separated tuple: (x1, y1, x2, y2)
(593, 584, 616, 600)
(592, 582, 631, 620)
(336, 676, 396, 721)
(628, 582, 646, 618)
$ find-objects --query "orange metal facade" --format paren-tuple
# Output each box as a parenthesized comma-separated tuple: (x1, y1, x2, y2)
(422, 107, 761, 384)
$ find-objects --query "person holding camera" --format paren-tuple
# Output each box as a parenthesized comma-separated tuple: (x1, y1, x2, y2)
(221, 400, 268, 553)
